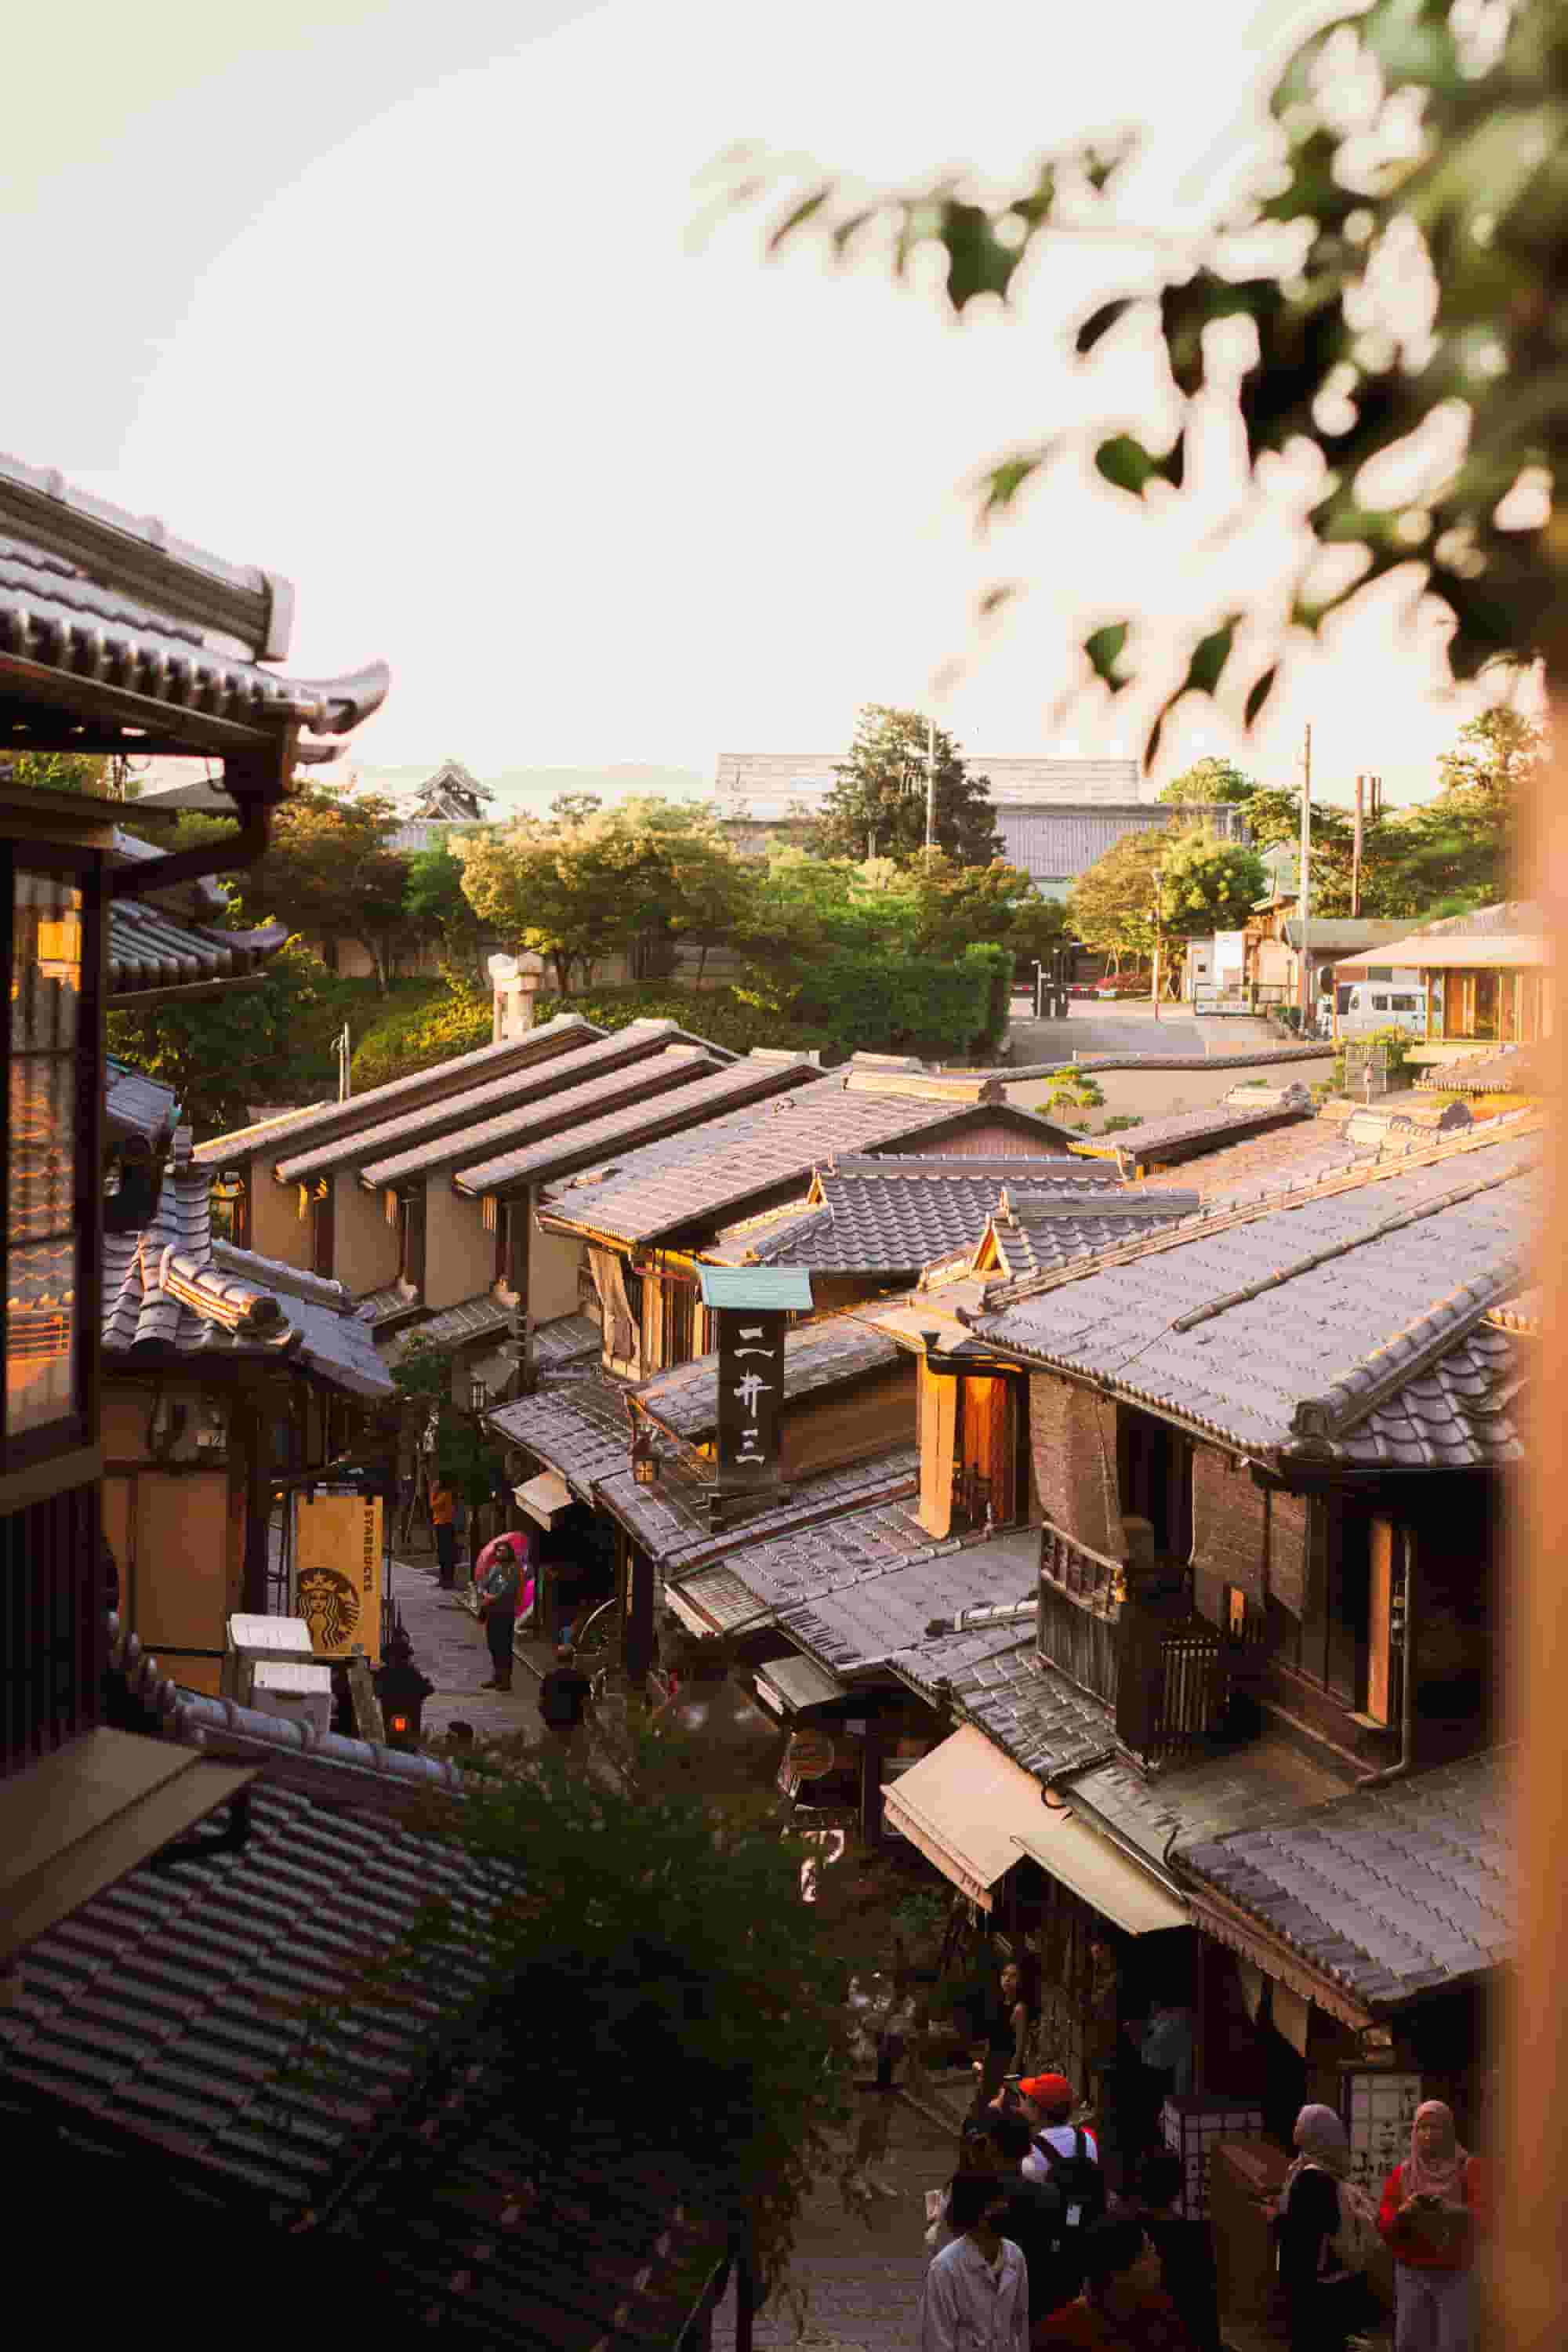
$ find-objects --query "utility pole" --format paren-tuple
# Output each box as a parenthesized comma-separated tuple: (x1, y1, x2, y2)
(336, 1022, 352, 1102)
(924, 715, 937, 853)
(1298, 724, 1312, 1029)
(1352, 774, 1364, 917)
(1150, 879, 1163, 1022)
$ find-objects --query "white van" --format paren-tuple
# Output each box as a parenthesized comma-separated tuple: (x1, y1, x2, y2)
(1336, 982, 1428, 1039)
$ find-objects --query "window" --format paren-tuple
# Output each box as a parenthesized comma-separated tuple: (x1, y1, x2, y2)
(5, 862, 100, 1471)
(1370, 993, 1389, 1012)
(397, 1187, 426, 1293)
(1390, 993, 1419, 1013)
(1366, 965, 1393, 982)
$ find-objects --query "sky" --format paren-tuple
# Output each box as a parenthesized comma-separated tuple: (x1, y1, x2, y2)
(7, 0, 1530, 809)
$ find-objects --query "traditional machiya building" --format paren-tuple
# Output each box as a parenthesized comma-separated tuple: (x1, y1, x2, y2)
(1333, 898, 1552, 1054)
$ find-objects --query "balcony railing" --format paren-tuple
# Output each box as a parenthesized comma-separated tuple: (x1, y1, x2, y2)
(1036, 1519, 1236, 1766)
(1039, 1522, 1123, 1610)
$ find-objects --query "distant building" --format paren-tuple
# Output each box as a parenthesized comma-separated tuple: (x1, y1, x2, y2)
(711, 752, 1247, 894)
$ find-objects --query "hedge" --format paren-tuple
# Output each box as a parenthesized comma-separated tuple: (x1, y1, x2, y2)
(349, 981, 839, 1091)
(793, 942, 1013, 1058)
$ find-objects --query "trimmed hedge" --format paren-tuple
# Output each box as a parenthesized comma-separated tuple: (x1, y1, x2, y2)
(349, 981, 839, 1091)
(794, 942, 1014, 1058)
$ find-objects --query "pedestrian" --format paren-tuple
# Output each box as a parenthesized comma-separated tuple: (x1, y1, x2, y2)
(1017, 2074, 1107, 2298)
(430, 1476, 457, 1588)
(1034, 2215, 1196, 2349)
(474, 1530, 529, 1691)
(1377, 2100, 1485, 2351)
(1274, 2103, 1381, 2352)
(1132, 2153, 1219, 2352)
(1001, 1958, 1041, 2078)
(920, 2170, 1029, 2352)
(537, 1641, 593, 1759)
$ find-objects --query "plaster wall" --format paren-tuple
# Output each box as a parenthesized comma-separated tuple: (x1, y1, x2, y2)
(250, 1163, 312, 1269)
(425, 1180, 493, 1310)
(530, 1221, 583, 1322)
(335, 1171, 399, 1297)
(1008, 1051, 1334, 1133)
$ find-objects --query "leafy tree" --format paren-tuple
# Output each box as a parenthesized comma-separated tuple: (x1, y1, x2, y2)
(1158, 757, 1258, 807)
(403, 839, 493, 985)
(107, 942, 331, 1138)
(751, 0, 1568, 734)
(245, 786, 416, 994)
(1069, 824, 1264, 985)
(391, 1334, 506, 1506)
(549, 790, 604, 826)
(1160, 830, 1269, 936)
(8, 750, 114, 795)
(815, 706, 1003, 866)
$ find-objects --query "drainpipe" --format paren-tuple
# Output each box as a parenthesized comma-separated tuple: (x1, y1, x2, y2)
(1358, 1529, 1417, 1788)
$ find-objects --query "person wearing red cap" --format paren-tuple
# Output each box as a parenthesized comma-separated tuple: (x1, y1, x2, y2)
(1014, 2072, 1107, 2299)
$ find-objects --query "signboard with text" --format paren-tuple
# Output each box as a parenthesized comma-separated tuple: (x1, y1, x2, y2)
(716, 1307, 786, 1488)
(292, 1490, 383, 1664)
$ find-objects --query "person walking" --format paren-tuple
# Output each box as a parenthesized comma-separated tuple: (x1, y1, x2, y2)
(1274, 2104, 1380, 2352)
(920, 2171, 1029, 2352)
(474, 1529, 528, 1691)
(1015, 2073, 1107, 2307)
(1377, 2100, 1484, 2351)
(537, 1641, 593, 1759)
(430, 1477, 457, 1588)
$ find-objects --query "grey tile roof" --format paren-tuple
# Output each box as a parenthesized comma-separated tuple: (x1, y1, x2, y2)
(358, 1041, 724, 1192)
(1075, 1091, 1315, 1167)
(982, 1189, 1202, 1282)
(635, 1319, 902, 1439)
(974, 1044, 1333, 1083)
(529, 1311, 602, 1367)
(103, 1169, 394, 1398)
(356, 1282, 427, 1327)
(1323, 1319, 1524, 1470)
(1416, 1044, 1552, 1096)
(946, 1640, 1120, 1783)
(779, 1526, 1038, 1676)
(456, 1055, 826, 1201)
(889, 1615, 1047, 1698)
(276, 1016, 623, 1184)
(107, 899, 288, 998)
(994, 802, 1245, 883)
(383, 1291, 513, 1365)
(194, 1014, 601, 1171)
(611, 1446, 920, 1577)
(531, 1080, 1038, 1244)
(105, 1059, 181, 1150)
(1137, 1115, 1368, 1204)
(0, 446, 388, 745)
(487, 1368, 633, 1497)
(1065, 1740, 1352, 1876)
(668, 1483, 939, 1631)
(1175, 1749, 1512, 2012)
(1280, 917, 1421, 952)
(976, 1130, 1537, 1457)
(750, 1160, 1118, 1275)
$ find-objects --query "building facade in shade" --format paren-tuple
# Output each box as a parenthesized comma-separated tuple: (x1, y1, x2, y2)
(711, 751, 1250, 894)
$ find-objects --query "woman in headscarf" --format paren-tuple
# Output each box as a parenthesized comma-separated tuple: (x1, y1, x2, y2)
(1275, 2105, 1376, 2352)
(1377, 2100, 1484, 2350)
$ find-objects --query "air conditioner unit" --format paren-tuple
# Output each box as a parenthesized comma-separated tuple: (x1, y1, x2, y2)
(249, 1660, 334, 1738)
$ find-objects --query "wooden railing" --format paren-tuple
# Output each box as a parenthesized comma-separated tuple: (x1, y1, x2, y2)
(1036, 1520, 1236, 1764)
(1039, 1521, 1123, 1611)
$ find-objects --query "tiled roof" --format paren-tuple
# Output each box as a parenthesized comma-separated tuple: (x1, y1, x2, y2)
(1064, 1740, 1352, 1877)
(664, 1465, 932, 1626)
(1320, 1319, 1524, 1470)
(1281, 917, 1420, 952)
(1416, 1044, 1552, 1096)
(358, 1042, 724, 1192)
(976, 1129, 1537, 1459)
(751, 1159, 1116, 1275)
(455, 1054, 826, 1201)
(191, 1102, 336, 1167)
(0, 447, 388, 749)
(532, 1079, 1043, 1244)
(105, 1060, 181, 1150)
(356, 1282, 427, 1327)
(276, 1016, 620, 1184)
(889, 1615, 1047, 1699)
(1136, 1115, 1370, 1204)
(1486, 1288, 1540, 1336)
(528, 1311, 601, 1367)
(779, 1526, 1038, 1676)
(608, 1446, 920, 1578)
(107, 899, 288, 999)
(487, 1368, 632, 1498)
(996, 804, 1189, 882)
(1071, 1091, 1314, 1168)
(1176, 1749, 1512, 2013)
(1412, 898, 1541, 936)
(194, 1015, 601, 1171)
(945, 1641, 1120, 1783)
(971, 1044, 1333, 1083)
(383, 1291, 513, 1364)
(103, 1167, 394, 1398)
(635, 1319, 902, 1440)
(981, 1189, 1201, 1282)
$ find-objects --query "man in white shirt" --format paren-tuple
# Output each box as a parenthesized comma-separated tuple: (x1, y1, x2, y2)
(920, 2172, 1029, 2352)
(1016, 2073, 1100, 2180)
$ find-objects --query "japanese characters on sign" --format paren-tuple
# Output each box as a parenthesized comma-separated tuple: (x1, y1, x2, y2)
(716, 1306, 785, 1487)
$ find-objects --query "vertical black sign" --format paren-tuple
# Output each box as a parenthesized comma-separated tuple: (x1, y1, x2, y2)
(716, 1306, 786, 1487)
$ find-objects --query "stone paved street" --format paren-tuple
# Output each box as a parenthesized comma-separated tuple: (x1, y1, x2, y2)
(710, 2092, 956, 2352)
(384, 1535, 556, 1746)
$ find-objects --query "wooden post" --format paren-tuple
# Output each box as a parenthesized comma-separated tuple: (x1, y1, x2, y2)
(859, 1711, 886, 1847)
(508, 1184, 534, 1396)
(625, 1540, 655, 1695)
(238, 1391, 274, 1616)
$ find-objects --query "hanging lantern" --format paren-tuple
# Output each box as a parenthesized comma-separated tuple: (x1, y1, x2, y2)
(631, 1424, 659, 1486)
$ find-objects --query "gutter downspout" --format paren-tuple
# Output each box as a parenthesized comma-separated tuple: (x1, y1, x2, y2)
(107, 746, 286, 899)
(1358, 1528, 1417, 1788)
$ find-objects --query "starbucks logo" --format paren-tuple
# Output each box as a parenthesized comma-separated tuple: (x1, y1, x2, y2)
(298, 1566, 361, 1653)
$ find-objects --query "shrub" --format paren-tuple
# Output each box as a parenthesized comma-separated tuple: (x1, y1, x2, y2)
(964, 942, 1015, 1050)
(794, 948, 1003, 1057)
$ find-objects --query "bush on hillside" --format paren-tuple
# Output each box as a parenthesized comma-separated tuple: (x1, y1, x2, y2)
(348, 981, 840, 1091)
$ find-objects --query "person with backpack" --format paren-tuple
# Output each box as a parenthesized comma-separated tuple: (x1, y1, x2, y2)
(1275, 2103, 1381, 2352)
(1017, 2073, 1107, 2300)
(1377, 2100, 1484, 2350)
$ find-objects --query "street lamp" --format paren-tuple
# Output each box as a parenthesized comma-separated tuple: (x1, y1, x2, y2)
(631, 1424, 659, 1486)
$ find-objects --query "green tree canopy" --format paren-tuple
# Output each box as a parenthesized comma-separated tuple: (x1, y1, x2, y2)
(403, 839, 494, 985)
(1157, 757, 1258, 807)
(244, 786, 416, 994)
(815, 706, 1003, 866)
(107, 942, 331, 1138)
(1069, 824, 1264, 971)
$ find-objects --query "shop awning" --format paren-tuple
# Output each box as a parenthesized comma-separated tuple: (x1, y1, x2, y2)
(882, 1724, 1186, 1930)
(514, 1469, 573, 1528)
(755, 1653, 846, 1715)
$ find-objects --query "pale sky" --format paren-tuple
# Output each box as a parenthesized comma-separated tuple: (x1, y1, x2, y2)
(9, 0, 1526, 808)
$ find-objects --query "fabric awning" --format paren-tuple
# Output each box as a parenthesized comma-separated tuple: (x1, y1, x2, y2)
(881, 1723, 1186, 1930)
(514, 1469, 573, 1527)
